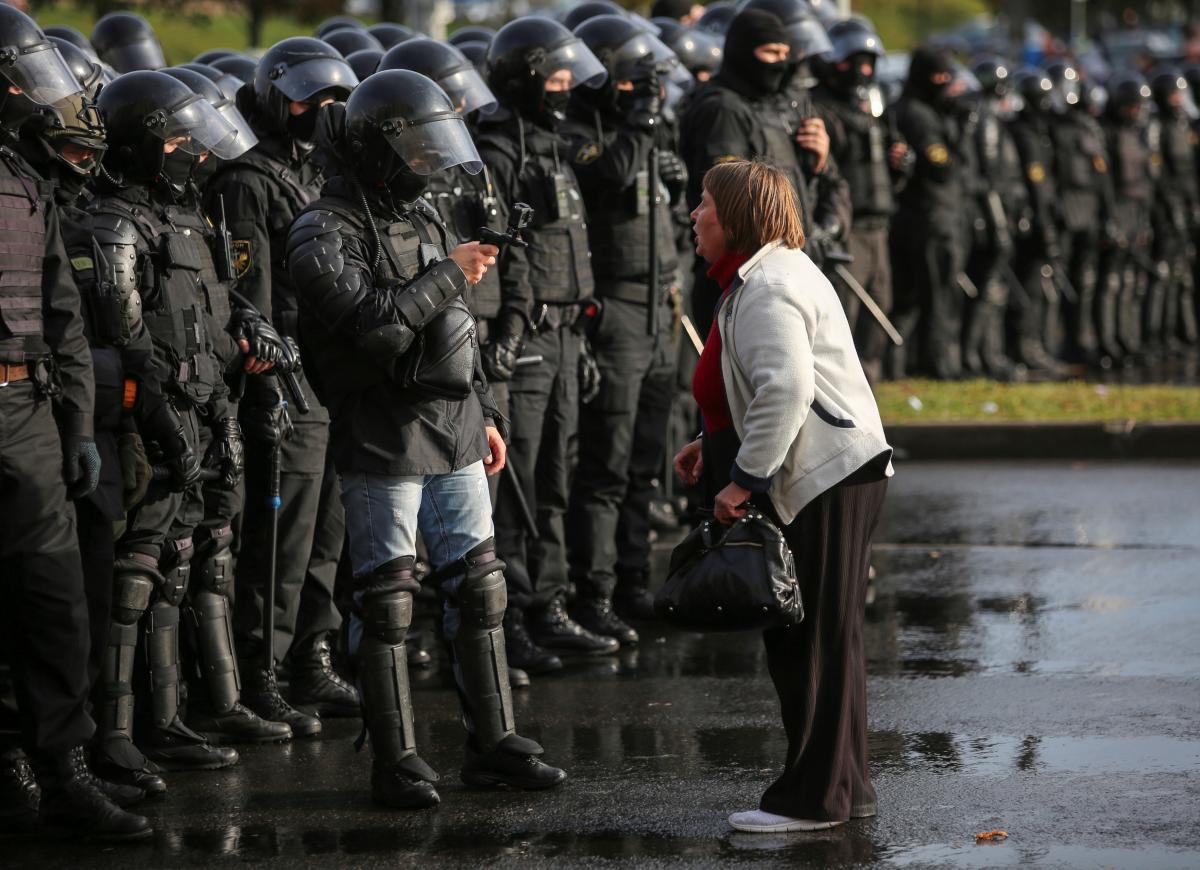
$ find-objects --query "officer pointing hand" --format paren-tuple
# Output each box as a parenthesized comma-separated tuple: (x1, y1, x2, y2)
(449, 241, 500, 285)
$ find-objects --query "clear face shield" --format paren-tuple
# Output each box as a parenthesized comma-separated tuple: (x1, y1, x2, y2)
(438, 66, 498, 116)
(0, 41, 85, 106)
(380, 111, 483, 176)
(526, 38, 608, 89)
(268, 54, 359, 103)
(213, 99, 260, 152)
(146, 95, 245, 160)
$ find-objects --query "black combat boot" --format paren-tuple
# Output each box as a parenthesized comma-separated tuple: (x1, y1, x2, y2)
(91, 737, 166, 799)
(530, 598, 619, 656)
(289, 633, 361, 718)
(571, 597, 639, 645)
(36, 746, 152, 841)
(0, 750, 39, 833)
(502, 609, 563, 675)
(371, 755, 440, 810)
(240, 661, 322, 738)
(614, 568, 657, 621)
(187, 700, 292, 745)
(460, 734, 567, 790)
(139, 718, 239, 771)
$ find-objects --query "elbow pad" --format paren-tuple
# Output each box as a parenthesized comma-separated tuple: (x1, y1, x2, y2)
(392, 259, 468, 332)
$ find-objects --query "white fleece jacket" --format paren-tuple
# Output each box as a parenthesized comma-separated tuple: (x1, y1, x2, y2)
(717, 240, 893, 524)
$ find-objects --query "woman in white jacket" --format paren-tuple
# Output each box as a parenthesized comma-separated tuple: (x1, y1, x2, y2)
(674, 159, 893, 833)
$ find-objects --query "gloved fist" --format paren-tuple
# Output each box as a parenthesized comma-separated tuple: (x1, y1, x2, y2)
(64, 434, 101, 499)
(229, 308, 285, 373)
(243, 399, 293, 447)
(579, 339, 601, 404)
(204, 416, 244, 491)
(657, 149, 687, 204)
(157, 427, 202, 492)
(117, 431, 152, 509)
(482, 309, 526, 382)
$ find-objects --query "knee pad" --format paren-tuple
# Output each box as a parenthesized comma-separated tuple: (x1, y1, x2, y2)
(111, 552, 160, 625)
(159, 537, 193, 607)
(454, 540, 507, 631)
(192, 525, 235, 597)
(361, 556, 418, 646)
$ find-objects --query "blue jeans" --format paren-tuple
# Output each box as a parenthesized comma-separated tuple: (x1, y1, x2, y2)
(340, 461, 494, 651)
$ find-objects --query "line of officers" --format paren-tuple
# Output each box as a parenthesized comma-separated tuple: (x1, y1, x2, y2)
(6, 0, 1190, 842)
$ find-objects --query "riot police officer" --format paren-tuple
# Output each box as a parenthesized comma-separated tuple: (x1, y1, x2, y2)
(204, 37, 361, 727)
(475, 18, 620, 666)
(560, 15, 682, 638)
(285, 69, 566, 808)
(0, 5, 150, 839)
(813, 17, 910, 383)
(88, 71, 290, 772)
(90, 11, 166, 73)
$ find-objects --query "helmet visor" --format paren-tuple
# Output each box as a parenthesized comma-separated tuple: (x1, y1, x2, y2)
(785, 19, 834, 62)
(215, 101, 260, 152)
(610, 31, 678, 82)
(439, 67, 498, 116)
(1, 43, 85, 106)
(149, 96, 245, 160)
(382, 112, 483, 175)
(103, 38, 167, 73)
(269, 54, 359, 102)
(531, 38, 608, 89)
(831, 30, 884, 63)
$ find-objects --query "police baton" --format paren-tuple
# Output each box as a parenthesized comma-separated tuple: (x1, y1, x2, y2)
(832, 264, 904, 347)
(263, 415, 283, 673)
(150, 466, 220, 483)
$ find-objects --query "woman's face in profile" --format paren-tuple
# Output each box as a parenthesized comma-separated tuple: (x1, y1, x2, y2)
(691, 189, 727, 262)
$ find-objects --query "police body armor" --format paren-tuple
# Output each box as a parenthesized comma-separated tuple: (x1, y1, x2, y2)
(423, 164, 502, 320)
(475, 120, 594, 304)
(1157, 117, 1199, 226)
(298, 193, 476, 404)
(824, 100, 894, 219)
(1110, 123, 1156, 214)
(87, 197, 223, 407)
(0, 174, 51, 363)
(1053, 114, 1106, 234)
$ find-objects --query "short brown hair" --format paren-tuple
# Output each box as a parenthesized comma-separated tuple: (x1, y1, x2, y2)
(702, 159, 805, 254)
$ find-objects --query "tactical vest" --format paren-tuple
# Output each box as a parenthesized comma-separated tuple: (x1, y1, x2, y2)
(477, 119, 594, 304)
(0, 172, 49, 362)
(1110, 123, 1154, 205)
(759, 104, 812, 229)
(301, 193, 477, 402)
(88, 197, 221, 407)
(423, 164, 502, 319)
(834, 105, 895, 219)
(1159, 118, 1199, 201)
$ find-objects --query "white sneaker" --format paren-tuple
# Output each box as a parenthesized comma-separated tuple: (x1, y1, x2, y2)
(728, 810, 846, 833)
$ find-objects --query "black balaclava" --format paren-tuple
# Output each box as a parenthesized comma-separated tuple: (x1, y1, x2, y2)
(537, 89, 572, 130)
(722, 10, 791, 96)
(287, 103, 320, 143)
(387, 160, 428, 202)
(159, 148, 201, 191)
(906, 46, 954, 106)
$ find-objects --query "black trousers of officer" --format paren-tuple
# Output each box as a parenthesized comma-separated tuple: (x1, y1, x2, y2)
(0, 382, 95, 760)
(839, 222, 893, 384)
(890, 215, 964, 379)
(567, 297, 675, 602)
(1060, 225, 1101, 360)
(493, 322, 579, 612)
(234, 402, 345, 663)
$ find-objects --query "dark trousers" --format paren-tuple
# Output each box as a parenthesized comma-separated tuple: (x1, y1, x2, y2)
(890, 217, 963, 379)
(1061, 224, 1101, 359)
(0, 383, 95, 758)
(839, 224, 893, 384)
(702, 428, 887, 822)
(567, 298, 675, 601)
(75, 496, 115, 697)
(494, 326, 579, 611)
(234, 412, 344, 662)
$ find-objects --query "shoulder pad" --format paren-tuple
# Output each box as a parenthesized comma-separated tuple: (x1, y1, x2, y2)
(286, 209, 350, 257)
(87, 211, 145, 249)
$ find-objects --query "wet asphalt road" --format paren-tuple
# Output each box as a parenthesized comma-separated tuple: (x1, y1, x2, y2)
(9, 460, 1200, 869)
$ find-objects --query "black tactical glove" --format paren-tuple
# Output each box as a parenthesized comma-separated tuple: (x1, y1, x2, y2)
(229, 308, 290, 369)
(64, 434, 101, 499)
(482, 309, 526, 382)
(156, 427, 201, 492)
(657, 149, 687, 205)
(241, 381, 294, 447)
(204, 416, 244, 491)
(579, 339, 602, 404)
(117, 431, 152, 509)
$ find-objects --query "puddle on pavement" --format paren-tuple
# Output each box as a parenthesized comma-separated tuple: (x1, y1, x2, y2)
(879, 841, 1200, 869)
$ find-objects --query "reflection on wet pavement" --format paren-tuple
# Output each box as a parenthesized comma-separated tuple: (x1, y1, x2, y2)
(5, 462, 1199, 867)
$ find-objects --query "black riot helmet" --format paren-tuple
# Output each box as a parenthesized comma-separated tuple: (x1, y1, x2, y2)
(369, 23, 418, 50)
(448, 26, 495, 49)
(28, 37, 105, 178)
(324, 27, 384, 59)
(1107, 71, 1151, 123)
(654, 20, 723, 79)
(346, 48, 382, 80)
(820, 17, 882, 96)
(91, 12, 166, 73)
(164, 66, 258, 154)
(1149, 64, 1196, 119)
(98, 69, 244, 186)
(826, 17, 883, 64)
(315, 17, 363, 39)
(1044, 61, 1081, 113)
(457, 40, 489, 76)
(343, 69, 482, 188)
(574, 15, 679, 84)
(0, 6, 86, 132)
(563, 0, 626, 31)
(211, 54, 256, 84)
(697, 3, 737, 36)
(180, 62, 243, 103)
(195, 49, 237, 65)
(378, 38, 497, 116)
(1013, 67, 1055, 114)
(972, 56, 1011, 99)
(253, 37, 358, 137)
(487, 17, 607, 123)
(740, 0, 833, 63)
(43, 25, 99, 63)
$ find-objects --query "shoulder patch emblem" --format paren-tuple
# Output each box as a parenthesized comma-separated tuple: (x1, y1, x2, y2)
(1093, 155, 1108, 173)
(232, 239, 252, 279)
(1027, 161, 1046, 184)
(925, 143, 949, 165)
(70, 256, 93, 273)
(714, 154, 743, 164)
(575, 142, 602, 164)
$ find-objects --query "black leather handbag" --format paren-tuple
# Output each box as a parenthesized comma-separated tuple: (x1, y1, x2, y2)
(654, 510, 803, 632)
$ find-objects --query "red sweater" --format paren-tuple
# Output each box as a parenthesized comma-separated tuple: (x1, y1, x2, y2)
(692, 252, 749, 434)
